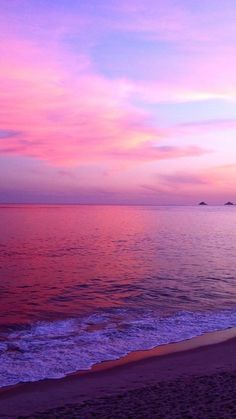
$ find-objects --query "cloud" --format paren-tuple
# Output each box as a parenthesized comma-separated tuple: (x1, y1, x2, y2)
(140, 163, 236, 204)
(108, 144, 210, 162)
(100, 0, 206, 43)
(108, 0, 236, 47)
(173, 119, 236, 136)
(126, 80, 235, 105)
(205, 164, 236, 188)
(0, 33, 211, 166)
(140, 171, 210, 197)
(158, 172, 209, 186)
(0, 130, 21, 139)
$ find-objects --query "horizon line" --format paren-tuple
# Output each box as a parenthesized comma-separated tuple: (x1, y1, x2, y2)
(0, 202, 235, 207)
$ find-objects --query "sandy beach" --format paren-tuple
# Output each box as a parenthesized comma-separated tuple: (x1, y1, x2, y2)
(1, 327, 236, 418)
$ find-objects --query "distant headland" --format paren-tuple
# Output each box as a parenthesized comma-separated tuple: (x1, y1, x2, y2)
(198, 202, 234, 206)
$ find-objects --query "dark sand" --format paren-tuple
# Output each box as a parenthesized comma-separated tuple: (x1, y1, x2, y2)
(1, 327, 236, 418)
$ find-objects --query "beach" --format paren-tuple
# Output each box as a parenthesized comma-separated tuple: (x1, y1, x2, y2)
(1, 328, 236, 418)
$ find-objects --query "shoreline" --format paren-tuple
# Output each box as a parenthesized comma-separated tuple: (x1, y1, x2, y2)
(82, 324, 236, 375)
(1, 326, 236, 417)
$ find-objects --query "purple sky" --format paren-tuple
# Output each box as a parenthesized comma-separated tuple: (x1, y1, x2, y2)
(1, 0, 236, 204)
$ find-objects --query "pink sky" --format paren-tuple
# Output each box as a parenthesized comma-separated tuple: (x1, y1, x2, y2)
(1, 0, 236, 204)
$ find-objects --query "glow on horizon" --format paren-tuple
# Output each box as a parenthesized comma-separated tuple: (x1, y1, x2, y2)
(1, 0, 236, 204)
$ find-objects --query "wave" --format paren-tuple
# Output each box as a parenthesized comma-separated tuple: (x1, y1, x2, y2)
(1, 308, 236, 388)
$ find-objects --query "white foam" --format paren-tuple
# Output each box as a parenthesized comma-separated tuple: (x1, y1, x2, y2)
(1, 309, 236, 388)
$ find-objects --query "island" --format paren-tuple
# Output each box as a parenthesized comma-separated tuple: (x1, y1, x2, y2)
(198, 202, 207, 205)
(224, 202, 234, 205)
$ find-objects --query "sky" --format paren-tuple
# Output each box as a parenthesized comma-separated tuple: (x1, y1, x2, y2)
(1, 0, 236, 204)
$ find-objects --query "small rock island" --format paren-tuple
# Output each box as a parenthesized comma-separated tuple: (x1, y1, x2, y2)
(224, 202, 234, 205)
(198, 202, 207, 205)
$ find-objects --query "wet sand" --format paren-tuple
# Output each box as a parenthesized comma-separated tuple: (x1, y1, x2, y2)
(1, 328, 236, 418)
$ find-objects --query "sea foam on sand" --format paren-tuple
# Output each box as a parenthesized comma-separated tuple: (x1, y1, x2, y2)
(1, 308, 236, 388)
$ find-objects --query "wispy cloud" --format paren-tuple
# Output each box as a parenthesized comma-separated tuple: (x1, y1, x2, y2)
(173, 119, 236, 136)
(108, 144, 210, 162)
(0, 130, 21, 139)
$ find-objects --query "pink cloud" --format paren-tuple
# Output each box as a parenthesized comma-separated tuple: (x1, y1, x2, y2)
(205, 164, 236, 189)
(141, 170, 210, 196)
(0, 33, 211, 167)
(140, 163, 236, 204)
(158, 172, 209, 186)
(107, 144, 209, 162)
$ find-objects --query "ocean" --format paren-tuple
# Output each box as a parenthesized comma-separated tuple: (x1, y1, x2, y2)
(0, 204, 236, 388)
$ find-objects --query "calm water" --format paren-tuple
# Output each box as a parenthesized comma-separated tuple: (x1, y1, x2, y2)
(1, 204, 236, 387)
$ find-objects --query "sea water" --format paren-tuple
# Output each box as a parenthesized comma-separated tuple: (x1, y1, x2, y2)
(0, 204, 236, 387)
